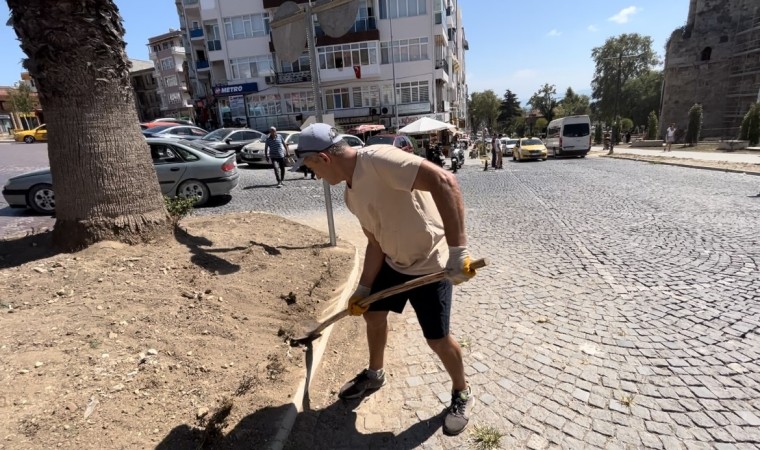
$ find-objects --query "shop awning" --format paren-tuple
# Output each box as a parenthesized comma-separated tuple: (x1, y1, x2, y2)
(348, 124, 385, 134)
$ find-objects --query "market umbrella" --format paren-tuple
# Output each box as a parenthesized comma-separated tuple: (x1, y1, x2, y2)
(399, 117, 456, 134)
(348, 124, 385, 134)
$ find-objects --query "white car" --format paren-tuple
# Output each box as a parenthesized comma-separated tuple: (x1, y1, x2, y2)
(338, 134, 365, 150)
(240, 130, 300, 165)
(500, 138, 518, 156)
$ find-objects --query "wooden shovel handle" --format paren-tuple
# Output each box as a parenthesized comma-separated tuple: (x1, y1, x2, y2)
(301, 258, 488, 339)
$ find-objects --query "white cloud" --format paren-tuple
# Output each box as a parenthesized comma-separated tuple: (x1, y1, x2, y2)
(547, 29, 562, 37)
(587, 25, 598, 32)
(608, 6, 640, 24)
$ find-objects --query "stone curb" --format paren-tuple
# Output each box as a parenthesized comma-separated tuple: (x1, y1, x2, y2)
(603, 155, 760, 177)
(268, 243, 362, 450)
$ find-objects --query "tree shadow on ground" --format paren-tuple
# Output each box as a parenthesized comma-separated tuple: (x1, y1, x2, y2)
(0, 230, 59, 269)
(155, 396, 444, 450)
(173, 226, 241, 275)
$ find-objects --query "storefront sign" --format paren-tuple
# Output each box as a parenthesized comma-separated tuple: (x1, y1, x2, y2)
(335, 115, 379, 126)
(213, 82, 258, 97)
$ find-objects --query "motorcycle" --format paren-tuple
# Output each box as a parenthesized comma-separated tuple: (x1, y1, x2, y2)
(450, 146, 464, 173)
(426, 145, 446, 167)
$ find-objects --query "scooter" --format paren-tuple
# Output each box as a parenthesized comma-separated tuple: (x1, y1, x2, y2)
(450, 146, 464, 173)
(426, 145, 446, 167)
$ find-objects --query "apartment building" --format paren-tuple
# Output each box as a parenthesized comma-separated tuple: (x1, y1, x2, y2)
(148, 29, 194, 120)
(175, 0, 468, 132)
(129, 59, 162, 122)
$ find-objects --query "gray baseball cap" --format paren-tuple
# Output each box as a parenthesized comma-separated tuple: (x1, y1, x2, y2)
(291, 123, 343, 172)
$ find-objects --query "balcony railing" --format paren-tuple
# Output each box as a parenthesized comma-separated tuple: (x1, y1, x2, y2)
(435, 59, 449, 75)
(196, 60, 210, 70)
(275, 70, 312, 84)
(315, 17, 376, 37)
(183, 0, 199, 5)
(189, 28, 204, 39)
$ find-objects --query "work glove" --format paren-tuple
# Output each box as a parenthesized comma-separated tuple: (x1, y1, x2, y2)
(445, 246, 477, 285)
(347, 284, 372, 316)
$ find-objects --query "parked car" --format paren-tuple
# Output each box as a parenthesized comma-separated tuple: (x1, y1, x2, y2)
(500, 138, 518, 156)
(338, 134, 365, 150)
(513, 138, 548, 161)
(197, 128, 265, 162)
(365, 134, 414, 152)
(13, 124, 47, 143)
(142, 125, 209, 140)
(240, 130, 301, 165)
(545, 115, 592, 157)
(2, 138, 239, 214)
(150, 117, 194, 126)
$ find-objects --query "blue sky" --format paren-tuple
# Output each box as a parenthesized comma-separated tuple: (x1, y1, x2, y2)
(1, 0, 688, 103)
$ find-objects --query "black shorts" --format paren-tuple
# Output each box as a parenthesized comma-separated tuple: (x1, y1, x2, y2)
(368, 262, 453, 340)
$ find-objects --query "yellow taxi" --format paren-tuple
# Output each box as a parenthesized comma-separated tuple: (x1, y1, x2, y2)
(513, 137, 547, 161)
(14, 124, 47, 144)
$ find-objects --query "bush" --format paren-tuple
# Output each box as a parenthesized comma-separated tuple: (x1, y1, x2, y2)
(646, 111, 658, 140)
(594, 123, 603, 144)
(620, 118, 634, 133)
(164, 195, 196, 225)
(685, 103, 703, 146)
(740, 102, 760, 145)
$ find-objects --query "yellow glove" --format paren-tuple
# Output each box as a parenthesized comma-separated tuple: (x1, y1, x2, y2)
(347, 285, 372, 316)
(445, 246, 477, 285)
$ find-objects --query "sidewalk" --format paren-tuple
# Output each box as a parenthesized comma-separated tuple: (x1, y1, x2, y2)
(593, 145, 760, 175)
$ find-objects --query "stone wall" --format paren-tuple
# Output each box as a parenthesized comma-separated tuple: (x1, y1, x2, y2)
(660, 0, 760, 139)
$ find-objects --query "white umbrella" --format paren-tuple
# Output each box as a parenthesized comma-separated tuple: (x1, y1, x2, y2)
(399, 117, 456, 134)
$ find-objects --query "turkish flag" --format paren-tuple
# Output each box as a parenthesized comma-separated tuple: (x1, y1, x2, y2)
(353, 65, 361, 79)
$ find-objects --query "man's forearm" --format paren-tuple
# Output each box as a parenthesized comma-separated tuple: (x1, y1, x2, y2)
(359, 241, 385, 288)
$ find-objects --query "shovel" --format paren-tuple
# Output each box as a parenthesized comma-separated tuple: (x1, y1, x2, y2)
(289, 258, 488, 347)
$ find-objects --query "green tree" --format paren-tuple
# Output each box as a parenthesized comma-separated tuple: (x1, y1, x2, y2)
(646, 111, 659, 139)
(685, 103, 703, 146)
(513, 116, 526, 137)
(7, 82, 35, 129)
(468, 90, 501, 134)
(620, 70, 663, 129)
(739, 103, 760, 145)
(555, 87, 591, 118)
(535, 118, 548, 135)
(8, 0, 171, 250)
(620, 118, 634, 133)
(591, 33, 659, 121)
(594, 122, 603, 144)
(528, 83, 558, 123)
(498, 89, 522, 132)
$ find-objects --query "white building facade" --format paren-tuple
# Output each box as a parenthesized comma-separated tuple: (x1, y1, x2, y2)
(148, 29, 194, 119)
(175, 0, 468, 132)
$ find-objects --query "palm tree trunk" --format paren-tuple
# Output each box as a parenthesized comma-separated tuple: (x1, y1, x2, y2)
(7, 0, 170, 251)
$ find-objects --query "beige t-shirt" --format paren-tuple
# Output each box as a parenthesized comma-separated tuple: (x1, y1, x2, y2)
(345, 145, 448, 276)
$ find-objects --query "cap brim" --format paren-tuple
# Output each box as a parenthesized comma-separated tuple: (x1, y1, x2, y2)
(289, 156, 307, 172)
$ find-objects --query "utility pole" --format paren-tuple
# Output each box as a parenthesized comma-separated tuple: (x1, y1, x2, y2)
(603, 51, 645, 155)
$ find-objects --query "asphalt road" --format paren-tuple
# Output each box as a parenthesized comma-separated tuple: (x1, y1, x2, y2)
(3, 144, 760, 448)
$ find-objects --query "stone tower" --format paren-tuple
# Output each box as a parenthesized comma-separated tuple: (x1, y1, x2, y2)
(660, 0, 760, 139)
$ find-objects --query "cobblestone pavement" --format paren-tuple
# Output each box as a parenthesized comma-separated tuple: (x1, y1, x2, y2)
(4, 148, 760, 448)
(227, 157, 760, 449)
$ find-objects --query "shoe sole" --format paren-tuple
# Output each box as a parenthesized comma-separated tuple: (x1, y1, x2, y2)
(337, 379, 386, 400)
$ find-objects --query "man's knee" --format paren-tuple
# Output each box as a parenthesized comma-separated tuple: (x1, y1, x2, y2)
(363, 311, 388, 329)
(426, 335, 453, 353)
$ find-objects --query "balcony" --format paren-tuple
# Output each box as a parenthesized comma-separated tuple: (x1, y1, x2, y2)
(189, 28, 204, 40)
(320, 62, 380, 82)
(274, 70, 312, 84)
(315, 17, 379, 46)
(435, 59, 449, 83)
(196, 60, 210, 71)
(434, 23, 448, 45)
(263, 0, 308, 8)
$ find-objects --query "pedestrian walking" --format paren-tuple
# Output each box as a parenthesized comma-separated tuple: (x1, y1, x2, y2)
(665, 123, 677, 152)
(264, 127, 288, 188)
(491, 135, 498, 168)
(291, 123, 478, 436)
(495, 134, 503, 169)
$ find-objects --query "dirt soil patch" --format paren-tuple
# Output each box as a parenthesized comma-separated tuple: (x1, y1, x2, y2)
(0, 212, 355, 449)
(607, 153, 760, 175)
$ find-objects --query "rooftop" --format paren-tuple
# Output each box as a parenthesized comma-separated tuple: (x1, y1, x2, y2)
(129, 59, 155, 73)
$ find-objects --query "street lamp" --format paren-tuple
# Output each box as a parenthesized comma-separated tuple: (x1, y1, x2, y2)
(603, 52, 645, 155)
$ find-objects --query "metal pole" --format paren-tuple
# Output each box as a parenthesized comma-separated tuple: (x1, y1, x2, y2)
(306, 1, 337, 246)
(389, 11, 399, 131)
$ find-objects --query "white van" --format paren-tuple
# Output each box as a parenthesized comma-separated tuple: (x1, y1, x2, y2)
(545, 115, 592, 157)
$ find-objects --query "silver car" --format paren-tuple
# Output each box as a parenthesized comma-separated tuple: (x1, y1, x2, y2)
(142, 125, 209, 140)
(2, 138, 239, 214)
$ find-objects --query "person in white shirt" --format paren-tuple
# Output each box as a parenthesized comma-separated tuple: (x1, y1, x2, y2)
(665, 123, 677, 152)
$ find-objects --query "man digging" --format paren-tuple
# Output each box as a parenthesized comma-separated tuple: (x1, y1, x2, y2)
(291, 123, 477, 436)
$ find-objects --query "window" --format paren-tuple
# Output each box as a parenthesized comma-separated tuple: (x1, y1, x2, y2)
(281, 55, 311, 73)
(396, 80, 429, 104)
(206, 22, 222, 51)
(164, 75, 178, 87)
(169, 92, 182, 104)
(352, 86, 379, 107)
(246, 94, 282, 117)
(284, 91, 316, 113)
(379, 0, 426, 19)
(171, 144, 200, 162)
(223, 13, 270, 40)
(152, 44, 161, 52)
(230, 55, 273, 79)
(150, 144, 182, 164)
(162, 42, 170, 50)
(318, 42, 377, 70)
(325, 88, 351, 110)
(160, 57, 175, 70)
(380, 85, 394, 106)
(380, 37, 428, 64)
(701, 47, 712, 61)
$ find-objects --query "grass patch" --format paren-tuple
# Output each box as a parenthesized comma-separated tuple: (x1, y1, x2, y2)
(620, 393, 636, 407)
(471, 424, 503, 450)
(458, 336, 471, 349)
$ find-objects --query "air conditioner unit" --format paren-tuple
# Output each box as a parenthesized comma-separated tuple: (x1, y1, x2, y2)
(370, 108, 378, 115)
(264, 75, 275, 84)
(381, 106, 394, 115)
